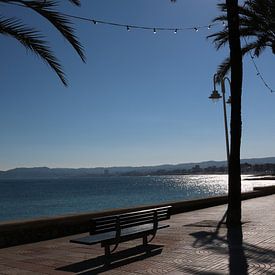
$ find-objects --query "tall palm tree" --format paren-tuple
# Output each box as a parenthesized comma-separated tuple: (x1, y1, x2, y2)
(224, 0, 243, 227)
(209, 0, 275, 78)
(170, 0, 244, 226)
(0, 0, 85, 86)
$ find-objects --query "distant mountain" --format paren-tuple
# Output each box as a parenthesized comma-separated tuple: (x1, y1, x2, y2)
(0, 157, 275, 179)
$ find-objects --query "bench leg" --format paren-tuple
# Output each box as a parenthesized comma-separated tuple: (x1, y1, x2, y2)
(104, 245, 111, 257)
(143, 235, 148, 246)
(104, 245, 111, 265)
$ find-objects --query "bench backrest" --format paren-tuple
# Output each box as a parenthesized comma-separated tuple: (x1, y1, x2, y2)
(89, 206, 171, 235)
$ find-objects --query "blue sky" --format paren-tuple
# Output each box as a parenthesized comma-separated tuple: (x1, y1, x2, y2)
(1, 0, 275, 170)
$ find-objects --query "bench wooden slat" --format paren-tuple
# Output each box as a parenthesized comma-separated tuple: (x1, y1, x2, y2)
(94, 212, 155, 227)
(117, 206, 171, 217)
(119, 211, 167, 223)
(121, 223, 169, 238)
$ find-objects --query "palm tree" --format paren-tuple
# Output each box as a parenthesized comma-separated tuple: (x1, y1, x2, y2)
(208, 0, 275, 78)
(170, 0, 244, 226)
(171, 0, 244, 226)
(0, 0, 85, 86)
(224, 0, 243, 227)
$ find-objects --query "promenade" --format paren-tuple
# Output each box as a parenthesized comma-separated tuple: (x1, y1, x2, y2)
(0, 194, 274, 274)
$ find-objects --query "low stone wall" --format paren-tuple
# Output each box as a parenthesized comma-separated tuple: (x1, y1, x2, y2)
(0, 186, 274, 249)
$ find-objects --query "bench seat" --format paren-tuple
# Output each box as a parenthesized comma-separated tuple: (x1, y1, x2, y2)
(70, 223, 169, 246)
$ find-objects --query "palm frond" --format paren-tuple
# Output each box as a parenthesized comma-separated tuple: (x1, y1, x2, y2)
(216, 41, 260, 79)
(0, 16, 67, 85)
(211, 0, 275, 84)
(241, 41, 259, 55)
(16, 0, 85, 62)
(212, 15, 227, 23)
(253, 35, 269, 56)
(68, 0, 81, 6)
(207, 29, 229, 50)
(0, 0, 80, 5)
(216, 57, 231, 81)
(216, 3, 227, 13)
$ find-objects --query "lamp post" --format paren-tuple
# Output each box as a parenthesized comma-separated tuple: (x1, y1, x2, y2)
(209, 74, 231, 166)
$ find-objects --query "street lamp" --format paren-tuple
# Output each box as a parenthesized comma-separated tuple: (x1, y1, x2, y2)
(209, 74, 231, 166)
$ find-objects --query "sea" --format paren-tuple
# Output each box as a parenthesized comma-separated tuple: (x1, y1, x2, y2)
(0, 175, 274, 223)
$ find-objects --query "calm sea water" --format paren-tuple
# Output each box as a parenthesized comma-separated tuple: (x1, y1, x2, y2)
(0, 175, 274, 222)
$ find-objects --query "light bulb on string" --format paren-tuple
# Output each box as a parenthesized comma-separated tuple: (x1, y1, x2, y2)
(127, 26, 130, 31)
(194, 27, 198, 32)
(174, 29, 178, 34)
(153, 28, 156, 34)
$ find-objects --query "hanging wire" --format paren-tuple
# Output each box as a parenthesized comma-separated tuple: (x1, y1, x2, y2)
(243, 37, 274, 93)
(62, 13, 221, 33)
(240, 1, 274, 93)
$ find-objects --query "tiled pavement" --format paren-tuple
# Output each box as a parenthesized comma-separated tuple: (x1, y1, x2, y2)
(0, 194, 274, 274)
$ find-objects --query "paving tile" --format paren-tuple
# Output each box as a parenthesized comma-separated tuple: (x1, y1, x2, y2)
(0, 267, 43, 275)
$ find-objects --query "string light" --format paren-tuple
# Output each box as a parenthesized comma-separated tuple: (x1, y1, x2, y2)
(60, 13, 222, 34)
(243, 37, 274, 93)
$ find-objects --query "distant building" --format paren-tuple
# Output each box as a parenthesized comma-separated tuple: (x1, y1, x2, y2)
(191, 165, 202, 173)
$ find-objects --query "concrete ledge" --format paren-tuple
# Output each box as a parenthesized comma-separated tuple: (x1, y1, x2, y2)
(0, 185, 274, 249)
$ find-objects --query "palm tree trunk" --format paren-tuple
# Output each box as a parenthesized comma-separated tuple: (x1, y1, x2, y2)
(226, 0, 243, 226)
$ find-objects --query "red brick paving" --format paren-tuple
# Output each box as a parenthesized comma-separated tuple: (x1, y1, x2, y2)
(0, 194, 274, 274)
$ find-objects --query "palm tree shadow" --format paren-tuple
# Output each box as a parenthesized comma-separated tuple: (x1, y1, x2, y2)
(227, 223, 248, 274)
(191, 210, 228, 249)
(186, 211, 248, 274)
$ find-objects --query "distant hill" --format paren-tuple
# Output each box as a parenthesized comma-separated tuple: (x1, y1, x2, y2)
(0, 157, 275, 179)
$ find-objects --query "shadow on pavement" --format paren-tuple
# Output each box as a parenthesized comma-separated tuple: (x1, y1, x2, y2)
(57, 243, 163, 274)
(175, 211, 275, 274)
(227, 224, 248, 274)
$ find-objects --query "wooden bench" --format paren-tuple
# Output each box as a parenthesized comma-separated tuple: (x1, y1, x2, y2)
(70, 206, 171, 259)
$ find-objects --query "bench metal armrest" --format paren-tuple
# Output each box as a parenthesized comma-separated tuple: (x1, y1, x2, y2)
(107, 216, 121, 253)
(147, 210, 158, 243)
(153, 210, 158, 232)
(115, 216, 121, 241)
